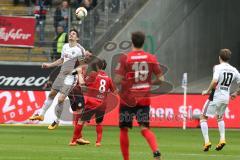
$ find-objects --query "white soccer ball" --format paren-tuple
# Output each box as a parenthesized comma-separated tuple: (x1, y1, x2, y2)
(75, 7, 88, 20)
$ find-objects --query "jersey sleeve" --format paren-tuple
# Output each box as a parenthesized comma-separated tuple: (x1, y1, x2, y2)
(61, 44, 66, 59)
(77, 45, 86, 61)
(213, 66, 220, 81)
(114, 54, 127, 76)
(152, 55, 162, 75)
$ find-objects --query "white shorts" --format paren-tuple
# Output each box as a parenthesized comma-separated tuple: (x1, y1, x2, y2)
(202, 99, 228, 117)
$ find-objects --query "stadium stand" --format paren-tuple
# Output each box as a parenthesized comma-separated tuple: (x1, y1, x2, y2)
(0, 0, 147, 62)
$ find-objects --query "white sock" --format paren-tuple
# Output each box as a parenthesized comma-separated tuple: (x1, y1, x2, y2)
(218, 120, 225, 141)
(54, 102, 63, 123)
(200, 120, 210, 144)
(40, 98, 54, 116)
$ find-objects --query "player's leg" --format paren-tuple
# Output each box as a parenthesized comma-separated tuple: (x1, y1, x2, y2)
(136, 106, 161, 160)
(48, 92, 66, 129)
(36, 73, 65, 121)
(200, 115, 211, 151)
(200, 99, 214, 151)
(70, 119, 90, 145)
(70, 110, 89, 146)
(69, 92, 85, 129)
(69, 119, 85, 146)
(215, 103, 227, 151)
(69, 97, 84, 146)
(48, 81, 76, 129)
(119, 106, 133, 160)
(70, 107, 93, 145)
(95, 109, 105, 147)
(29, 88, 57, 121)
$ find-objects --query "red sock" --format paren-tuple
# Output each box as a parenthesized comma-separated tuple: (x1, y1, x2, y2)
(72, 111, 80, 126)
(96, 124, 103, 143)
(72, 124, 83, 142)
(120, 128, 129, 160)
(141, 128, 158, 152)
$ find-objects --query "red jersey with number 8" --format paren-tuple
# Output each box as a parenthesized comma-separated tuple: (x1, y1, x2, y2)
(84, 70, 116, 109)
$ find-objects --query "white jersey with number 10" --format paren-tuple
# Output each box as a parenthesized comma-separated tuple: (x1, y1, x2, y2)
(213, 63, 240, 103)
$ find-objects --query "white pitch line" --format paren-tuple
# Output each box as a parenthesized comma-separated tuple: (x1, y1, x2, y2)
(1, 152, 239, 160)
(170, 153, 240, 158)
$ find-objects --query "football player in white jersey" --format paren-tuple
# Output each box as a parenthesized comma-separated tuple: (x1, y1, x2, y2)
(200, 49, 240, 151)
(29, 28, 91, 130)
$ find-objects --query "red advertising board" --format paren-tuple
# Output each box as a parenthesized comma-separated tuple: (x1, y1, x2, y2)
(0, 16, 35, 48)
(0, 90, 46, 123)
(0, 90, 240, 128)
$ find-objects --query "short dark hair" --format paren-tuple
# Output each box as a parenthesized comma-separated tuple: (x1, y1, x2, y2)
(69, 28, 79, 38)
(131, 31, 145, 48)
(92, 59, 107, 71)
(219, 49, 231, 62)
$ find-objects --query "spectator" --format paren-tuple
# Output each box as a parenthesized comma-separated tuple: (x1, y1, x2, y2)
(81, 0, 93, 10)
(80, 0, 99, 49)
(92, 0, 97, 7)
(73, 0, 97, 8)
(34, 0, 49, 45)
(110, 0, 120, 13)
(54, 0, 71, 34)
(52, 25, 68, 61)
(13, 0, 31, 6)
(73, 0, 83, 8)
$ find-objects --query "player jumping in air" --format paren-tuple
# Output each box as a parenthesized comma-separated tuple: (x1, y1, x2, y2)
(69, 59, 117, 147)
(29, 29, 91, 130)
(114, 31, 164, 160)
(201, 49, 240, 151)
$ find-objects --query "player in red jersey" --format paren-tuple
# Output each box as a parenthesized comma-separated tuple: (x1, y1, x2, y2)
(114, 31, 164, 160)
(69, 58, 117, 147)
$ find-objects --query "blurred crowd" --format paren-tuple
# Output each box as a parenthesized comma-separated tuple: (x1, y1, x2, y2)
(12, 0, 122, 60)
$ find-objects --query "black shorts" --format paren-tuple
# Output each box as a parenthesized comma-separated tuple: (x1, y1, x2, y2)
(119, 105, 150, 128)
(81, 107, 105, 124)
(68, 94, 85, 111)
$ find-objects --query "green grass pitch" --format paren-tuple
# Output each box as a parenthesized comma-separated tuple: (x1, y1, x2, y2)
(0, 126, 239, 160)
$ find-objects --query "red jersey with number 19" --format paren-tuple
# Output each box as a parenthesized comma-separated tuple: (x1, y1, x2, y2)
(115, 50, 162, 106)
(84, 70, 116, 109)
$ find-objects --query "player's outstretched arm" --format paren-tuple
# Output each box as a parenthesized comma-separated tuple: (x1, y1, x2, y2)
(202, 79, 217, 95)
(42, 58, 64, 69)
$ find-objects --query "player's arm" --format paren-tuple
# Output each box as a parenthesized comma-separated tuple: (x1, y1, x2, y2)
(231, 70, 240, 99)
(202, 66, 219, 95)
(76, 67, 86, 85)
(113, 54, 126, 89)
(78, 50, 92, 65)
(202, 79, 218, 95)
(42, 58, 64, 69)
(151, 56, 164, 85)
(72, 65, 89, 85)
(42, 44, 66, 68)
